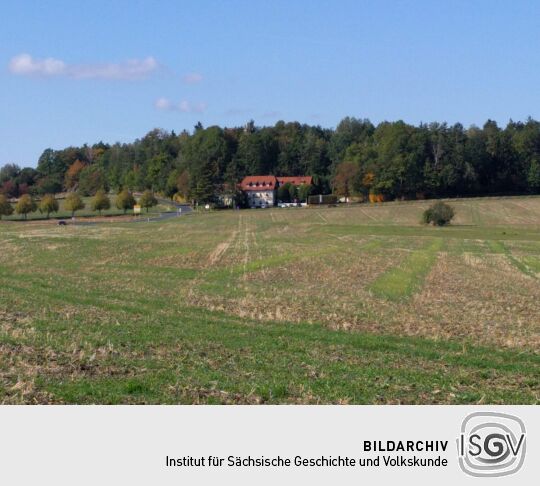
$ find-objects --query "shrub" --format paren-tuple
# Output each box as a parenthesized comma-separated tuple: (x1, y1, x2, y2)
(297, 183, 312, 202)
(15, 194, 37, 220)
(422, 201, 455, 226)
(173, 192, 188, 204)
(0, 194, 13, 219)
(277, 183, 293, 203)
(369, 193, 385, 203)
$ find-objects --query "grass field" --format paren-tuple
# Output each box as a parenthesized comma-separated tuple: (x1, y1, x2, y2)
(1, 196, 539, 404)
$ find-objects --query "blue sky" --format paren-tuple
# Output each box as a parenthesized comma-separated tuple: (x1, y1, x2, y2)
(2, 0, 540, 167)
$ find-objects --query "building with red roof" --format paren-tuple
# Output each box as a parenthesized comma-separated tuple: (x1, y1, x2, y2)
(276, 176, 313, 186)
(239, 175, 312, 208)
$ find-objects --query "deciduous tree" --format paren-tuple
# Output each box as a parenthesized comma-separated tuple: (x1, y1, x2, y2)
(15, 194, 37, 220)
(116, 189, 136, 214)
(0, 194, 13, 219)
(39, 194, 59, 218)
(333, 162, 361, 199)
(139, 190, 158, 212)
(65, 192, 85, 217)
(91, 190, 110, 215)
(64, 159, 86, 190)
(528, 156, 540, 192)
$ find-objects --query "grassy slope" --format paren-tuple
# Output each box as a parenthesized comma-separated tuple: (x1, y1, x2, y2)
(1, 196, 539, 404)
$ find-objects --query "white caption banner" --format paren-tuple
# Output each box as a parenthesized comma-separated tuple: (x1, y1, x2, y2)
(0, 406, 537, 485)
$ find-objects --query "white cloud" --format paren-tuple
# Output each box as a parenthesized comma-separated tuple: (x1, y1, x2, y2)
(182, 72, 203, 84)
(178, 100, 192, 112)
(8, 53, 158, 80)
(155, 98, 207, 113)
(154, 97, 173, 110)
(9, 53, 66, 76)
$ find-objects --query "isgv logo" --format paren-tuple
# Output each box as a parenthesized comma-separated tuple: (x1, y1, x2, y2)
(457, 412, 526, 477)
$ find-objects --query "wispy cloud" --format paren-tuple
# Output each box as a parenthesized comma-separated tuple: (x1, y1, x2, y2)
(154, 97, 207, 113)
(8, 53, 159, 80)
(182, 72, 203, 84)
(154, 97, 173, 110)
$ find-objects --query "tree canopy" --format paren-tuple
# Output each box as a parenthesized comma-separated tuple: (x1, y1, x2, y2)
(2, 118, 540, 205)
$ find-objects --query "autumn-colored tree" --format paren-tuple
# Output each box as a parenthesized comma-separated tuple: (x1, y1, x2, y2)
(39, 194, 59, 219)
(176, 170, 190, 200)
(0, 194, 14, 219)
(333, 162, 361, 200)
(115, 189, 136, 214)
(0, 180, 16, 198)
(139, 190, 158, 212)
(64, 159, 86, 190)
(91, 190, 110, 215)
(64, 192, 85, 217)
(362, 172, 375, 190)
(15, 194, 37, 220)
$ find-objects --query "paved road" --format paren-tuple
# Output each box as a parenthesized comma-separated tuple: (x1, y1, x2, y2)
(134, 199, 192, 223)
(72, 198, 192, 226)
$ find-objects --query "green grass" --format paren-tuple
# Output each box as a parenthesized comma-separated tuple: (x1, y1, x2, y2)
(487, 240, 538, 278)
(1, 196, 539, 404)
(2, 303, 538, 404)
(369, 238, 443, 300)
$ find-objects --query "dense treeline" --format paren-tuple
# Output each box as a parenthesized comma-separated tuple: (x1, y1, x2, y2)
(1, 117, 540, 204)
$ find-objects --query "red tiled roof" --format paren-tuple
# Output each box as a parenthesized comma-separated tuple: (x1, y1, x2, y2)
(239, 175, 313, 191)
(276, 176, 313, 186)
(239, 175, 277, 191)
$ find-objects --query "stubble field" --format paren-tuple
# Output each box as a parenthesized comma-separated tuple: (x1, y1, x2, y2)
(1, 196, 539, 404)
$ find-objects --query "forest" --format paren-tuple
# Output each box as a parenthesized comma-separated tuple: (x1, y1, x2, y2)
(1, 117, 540, 205)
